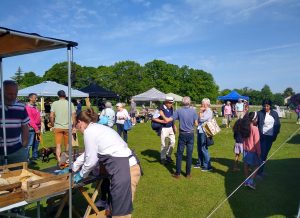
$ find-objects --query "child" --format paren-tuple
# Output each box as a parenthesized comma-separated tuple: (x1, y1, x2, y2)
(239, 112, 261, 190)
(232, 119, 243, 171)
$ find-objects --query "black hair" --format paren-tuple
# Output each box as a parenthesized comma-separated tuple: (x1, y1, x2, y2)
(28, 93, 37, 98)
(262, 99, 272, 106)
(233, 118, 242, 134)
(239, 112, 256, 139)
(3, 80, 17, 87)
(57, 90, 66, 97)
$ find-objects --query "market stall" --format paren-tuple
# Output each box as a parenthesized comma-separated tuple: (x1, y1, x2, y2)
(0, 26, 77, 217)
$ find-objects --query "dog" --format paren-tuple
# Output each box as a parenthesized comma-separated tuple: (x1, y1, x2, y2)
(39, 147, 56, 162)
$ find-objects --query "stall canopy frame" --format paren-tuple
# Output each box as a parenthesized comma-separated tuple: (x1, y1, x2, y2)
(0, 26, 77, 218)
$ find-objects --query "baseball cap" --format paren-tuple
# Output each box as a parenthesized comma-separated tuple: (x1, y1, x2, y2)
(165, 96, 174, 103)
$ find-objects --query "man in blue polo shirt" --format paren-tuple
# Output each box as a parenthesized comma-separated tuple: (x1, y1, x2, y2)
(159, 96, 176, 164)
(0, 80, 30, 164)
(163, 96, 198, 179)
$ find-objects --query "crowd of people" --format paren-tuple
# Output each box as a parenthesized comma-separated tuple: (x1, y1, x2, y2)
(1, 79, 296, 216)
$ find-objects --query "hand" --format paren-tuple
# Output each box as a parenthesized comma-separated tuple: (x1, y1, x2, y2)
(72, 127, 77, 134)
(56, 168, 70, 175)
(74, 172, 83, 184)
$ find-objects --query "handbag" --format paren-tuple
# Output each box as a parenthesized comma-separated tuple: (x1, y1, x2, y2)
(206, 136, 214, 147)
(98, 109, 109, 125)
(124, 119, 132, 131)
(202, 118, 221, 137)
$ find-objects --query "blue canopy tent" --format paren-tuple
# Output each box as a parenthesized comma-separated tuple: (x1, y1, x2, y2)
(217, 90, 249, 101)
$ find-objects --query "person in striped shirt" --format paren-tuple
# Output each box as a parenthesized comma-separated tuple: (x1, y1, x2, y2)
(0, 80, 30, 164)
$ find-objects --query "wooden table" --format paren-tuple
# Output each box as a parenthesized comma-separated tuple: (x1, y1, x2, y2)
(47, 175, 107, 218)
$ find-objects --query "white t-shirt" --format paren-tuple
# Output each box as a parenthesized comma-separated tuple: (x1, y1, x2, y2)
(116, 109, 130, 124)
(73, 123, 136, 178)
(263, 112, 275, 136)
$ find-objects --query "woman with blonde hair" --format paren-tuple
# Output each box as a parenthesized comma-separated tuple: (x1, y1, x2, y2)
(194, 98, 213, 171)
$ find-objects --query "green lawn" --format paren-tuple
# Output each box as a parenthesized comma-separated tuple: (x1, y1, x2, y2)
(24, 114, 300, 218)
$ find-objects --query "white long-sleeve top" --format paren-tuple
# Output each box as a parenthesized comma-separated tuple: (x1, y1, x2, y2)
(115, 109, 130, 124)
(74, 123, 137, 178)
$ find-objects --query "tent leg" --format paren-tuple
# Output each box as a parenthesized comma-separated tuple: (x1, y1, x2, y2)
(0, 58, 8, 165)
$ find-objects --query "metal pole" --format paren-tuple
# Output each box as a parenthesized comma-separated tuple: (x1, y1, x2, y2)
(67, 46, 73, 218)
(0, 58, 8, 165)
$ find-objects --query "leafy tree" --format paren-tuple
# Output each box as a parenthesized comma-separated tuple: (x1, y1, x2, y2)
(260, 85, 274, 102)
(43, 62, 82, 85)
(283, 87, 295, 98)
(21, 72, 43, 88)
(220, 89, 231, 96)
(273, 93, 284, 106)
(11, 66, 23, 85)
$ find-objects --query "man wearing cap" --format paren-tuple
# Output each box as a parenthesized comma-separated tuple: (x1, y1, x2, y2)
(159, 96, 176, 164)
(50, 90, 76, 163)
(163, 96, 198, 179)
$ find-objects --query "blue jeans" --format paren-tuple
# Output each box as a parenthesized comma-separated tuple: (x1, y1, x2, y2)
(197, 132, 211, 169)
(117, 124, 128, 143)
(175, 132, 194, 175)
(26, 131, 39, 160)
(258, 134, 273, 175)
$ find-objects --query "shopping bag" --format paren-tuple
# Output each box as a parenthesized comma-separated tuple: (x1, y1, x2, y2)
(202, 118, 221, 137)
(124, 120, 132, 131)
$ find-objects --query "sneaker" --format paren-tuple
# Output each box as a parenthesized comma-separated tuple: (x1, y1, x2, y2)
(160, 159, 166, 165)
(248, 182, 256, 190)
(172, 174, 180, 179)
(95, 199, 107, 208)
(194, 163, 202, 168)
(186, 174, 192, 179)
(201, 167, 213, 172)
(166, 156, 174, 163)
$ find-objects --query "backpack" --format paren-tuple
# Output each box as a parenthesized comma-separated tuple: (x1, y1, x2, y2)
(98, 109, 109, 125)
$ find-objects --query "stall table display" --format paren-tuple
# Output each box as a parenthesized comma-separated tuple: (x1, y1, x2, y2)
(0, 162, 70, 208)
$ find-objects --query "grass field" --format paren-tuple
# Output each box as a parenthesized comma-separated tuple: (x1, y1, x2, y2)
(24, 113, 300, 218)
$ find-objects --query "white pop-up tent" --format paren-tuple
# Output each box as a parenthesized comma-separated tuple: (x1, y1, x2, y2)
(166, 92, 183, 102)
(18, 81, 89, 97)
(132, 87, 166, 101)
(0, 26, 77, 217)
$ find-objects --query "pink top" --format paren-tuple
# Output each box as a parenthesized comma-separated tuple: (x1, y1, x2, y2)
(25, 104, 41, 132)
(224, 105, 232, 115)
(243, 124, 261, 156)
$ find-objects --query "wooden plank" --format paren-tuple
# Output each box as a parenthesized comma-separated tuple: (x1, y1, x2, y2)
(83, 180, 102, 218)
(0, 182, 21, 191)
(27, 173, 69, 186)
(26, 181, 69, 200)
(0, 190, 24, 207)
(79, 187, 100, 215)
(54, 192, 69, 218)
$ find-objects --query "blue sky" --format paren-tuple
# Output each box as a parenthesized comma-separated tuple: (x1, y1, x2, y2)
(1, 0, 300, 93)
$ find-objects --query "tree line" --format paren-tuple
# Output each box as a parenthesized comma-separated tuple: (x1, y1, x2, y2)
(12, 60, 295, 105)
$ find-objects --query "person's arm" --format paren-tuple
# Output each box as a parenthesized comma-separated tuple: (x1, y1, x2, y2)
(199, 109, 212, 123)
(72, 152, 85, 172)
(21, 124, 29, 147)
(160, 110, 174, 122)
(72, 112, 77, 132)
(152, 117, 166, 123)
(80, 132, 99, 178)
(50, 111, 55, 127)
(253, 127, 261, 157)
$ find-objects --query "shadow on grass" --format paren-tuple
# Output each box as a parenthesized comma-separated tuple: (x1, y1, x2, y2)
(287, 134, 300, 144)
(212, 157, 300, 218)
(141, 149, 175, 174)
